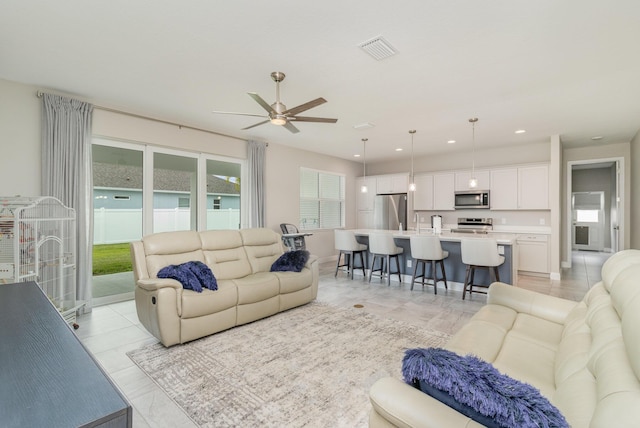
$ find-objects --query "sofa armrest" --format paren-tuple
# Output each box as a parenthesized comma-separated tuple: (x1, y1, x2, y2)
(369, 377, 484, 428)
(136, 278, 182, 292)
(306, 254, 319, 268)
(487, 282, 578, 325)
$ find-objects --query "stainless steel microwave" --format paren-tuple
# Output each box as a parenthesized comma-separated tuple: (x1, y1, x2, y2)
(454, 190, 490, 209)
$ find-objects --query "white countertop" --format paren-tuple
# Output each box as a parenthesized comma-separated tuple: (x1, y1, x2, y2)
(351, 229, 516, 245)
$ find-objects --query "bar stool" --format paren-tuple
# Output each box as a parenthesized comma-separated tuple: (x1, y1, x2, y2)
(334, 230, 368, 279)
(368, 233, 403, 286)
(409, 235, 449, 294)
(460, 238, 505, 300)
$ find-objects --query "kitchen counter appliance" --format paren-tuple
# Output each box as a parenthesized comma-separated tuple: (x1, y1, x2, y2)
(454, 190, 490, 209)
(451, 217, 493, 234)
(373, 193, 407, 231)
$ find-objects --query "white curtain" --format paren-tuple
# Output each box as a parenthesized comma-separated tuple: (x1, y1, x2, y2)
(247, 140, 267, 228)
(41, 93, 94, 311)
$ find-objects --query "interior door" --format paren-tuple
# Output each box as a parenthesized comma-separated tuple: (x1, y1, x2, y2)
(572, 192, 605, 251)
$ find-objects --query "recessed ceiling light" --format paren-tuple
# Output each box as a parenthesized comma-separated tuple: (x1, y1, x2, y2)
(515, 129, 526, 134)
(354, 154, 361, 157)
(395, 148, 403, 152)
(591, 136, 603, 140)
(447, 140, 456, 144)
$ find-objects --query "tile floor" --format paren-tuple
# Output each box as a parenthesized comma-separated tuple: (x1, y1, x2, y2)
(76, 250, 611, 427)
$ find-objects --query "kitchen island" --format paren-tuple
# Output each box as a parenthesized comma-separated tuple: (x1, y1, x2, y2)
(350, 229, 517, 287)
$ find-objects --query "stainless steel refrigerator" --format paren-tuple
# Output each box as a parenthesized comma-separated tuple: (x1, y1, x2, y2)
(373, 193, 407, 230)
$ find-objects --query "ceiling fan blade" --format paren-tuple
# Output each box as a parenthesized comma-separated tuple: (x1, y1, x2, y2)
(212, 111, 268, 118)
(242, 120, 270, 130)
(284, 98, 327, 116)
(289, 116, 338, 123)
(283, 121, 300, 134)
(247, 92, 275, 114)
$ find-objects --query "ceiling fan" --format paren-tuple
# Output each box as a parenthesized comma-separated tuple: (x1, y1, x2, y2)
(212, 71, 338, 134)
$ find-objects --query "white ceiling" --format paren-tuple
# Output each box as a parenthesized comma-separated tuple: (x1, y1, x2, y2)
(2, 1, 640, 162)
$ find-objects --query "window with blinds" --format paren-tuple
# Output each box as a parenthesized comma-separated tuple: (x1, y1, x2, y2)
(299, 168, 345, 230)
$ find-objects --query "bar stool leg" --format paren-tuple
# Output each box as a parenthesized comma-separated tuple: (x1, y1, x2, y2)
(463, 265, 471, 300)
(395, 255, 402, 284)
(431, 260, 437, 294)
(386, 255, 391, 286)
(410, 259, 419, 290)
(439, 260, 448, 289)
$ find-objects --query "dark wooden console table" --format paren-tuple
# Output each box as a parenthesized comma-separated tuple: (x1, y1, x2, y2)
(0, 282, 132, 427)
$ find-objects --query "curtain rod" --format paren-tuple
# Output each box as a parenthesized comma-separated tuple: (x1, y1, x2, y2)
(36, 90, 253, 143)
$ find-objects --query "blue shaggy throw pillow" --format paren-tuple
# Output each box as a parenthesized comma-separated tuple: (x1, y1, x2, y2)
(157, 261, 218, 293)
(157, 263, 203, 292)
(183, 261, 218, 291)
(402, 348, 569, 428)
(270, 250, 310, 272)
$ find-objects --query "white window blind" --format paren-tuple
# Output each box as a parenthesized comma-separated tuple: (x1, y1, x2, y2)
(299, 168, 344, 230)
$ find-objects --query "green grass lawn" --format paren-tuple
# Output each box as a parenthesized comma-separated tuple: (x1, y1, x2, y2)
(93, 243, 132, 276)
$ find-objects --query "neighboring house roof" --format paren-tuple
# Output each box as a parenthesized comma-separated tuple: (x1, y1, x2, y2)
(93, 163, 239, 194)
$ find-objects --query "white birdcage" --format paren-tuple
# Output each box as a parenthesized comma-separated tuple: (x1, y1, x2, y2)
(0, 196, 81, 325)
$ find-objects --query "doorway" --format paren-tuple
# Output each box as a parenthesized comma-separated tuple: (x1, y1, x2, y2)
(565, 158, 623, 268)
(572, 191, 605, 251)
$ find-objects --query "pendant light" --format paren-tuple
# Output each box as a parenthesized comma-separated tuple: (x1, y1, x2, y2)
(468, 118, 478, 189)
(360, 138, 368, 193)
(408, 130, 416, 191)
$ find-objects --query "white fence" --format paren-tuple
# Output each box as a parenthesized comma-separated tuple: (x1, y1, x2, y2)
(93, 208, 241, 244)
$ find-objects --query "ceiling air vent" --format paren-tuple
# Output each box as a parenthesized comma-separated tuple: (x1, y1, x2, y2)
(358, 36, 397, 61)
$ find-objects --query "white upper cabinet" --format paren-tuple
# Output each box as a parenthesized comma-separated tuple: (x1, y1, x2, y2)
(433, 173, 455, 210)
(412, 173, 455, 211)
(412, 174, 434, 210)
(376, 173, 409, 194)
(518, 165, 549, 209)
(455, 170, 491, 191)
(490, 168, 518, 210)
(490, 164, 549, 210)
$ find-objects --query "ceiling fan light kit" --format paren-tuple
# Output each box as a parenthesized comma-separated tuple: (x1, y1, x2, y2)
(213, 71, 337, 134)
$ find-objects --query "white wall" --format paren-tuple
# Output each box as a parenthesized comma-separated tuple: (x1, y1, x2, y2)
(264, 143, 361, 259)
(367, 141, 551, 176)
(0, 79, 42, 196)
(0, 78, 362, 260)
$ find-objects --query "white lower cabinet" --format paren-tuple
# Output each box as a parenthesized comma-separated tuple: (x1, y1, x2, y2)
(517, 234, 549, 274)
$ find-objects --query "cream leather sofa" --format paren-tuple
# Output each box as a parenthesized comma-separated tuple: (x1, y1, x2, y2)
(130, 228, 318, 347)
(369, 249, 640, 428)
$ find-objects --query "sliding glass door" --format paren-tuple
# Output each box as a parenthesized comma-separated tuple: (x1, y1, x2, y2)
(92, 138, 245, 304)
(205, 158, 242, 230)
(152, 152, 198, 233)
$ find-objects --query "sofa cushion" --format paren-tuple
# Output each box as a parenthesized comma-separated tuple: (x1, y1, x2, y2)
(273, 267, 313, 294)
(270, 250, 310, 272)
(200, 230, 253, 280)
(180, 280, 238, 319)
(402, 347, 569, 428)
(233, 272, 280, 305)
(240, 228, 283, 273)
(142, 231, 205, 277)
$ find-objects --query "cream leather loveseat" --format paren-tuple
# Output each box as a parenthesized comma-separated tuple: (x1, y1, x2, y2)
(369, 249, 640, 427)
(130, 228, 318, 347)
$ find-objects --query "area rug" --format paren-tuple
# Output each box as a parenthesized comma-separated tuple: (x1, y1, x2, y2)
(127, 302, 450, 427)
